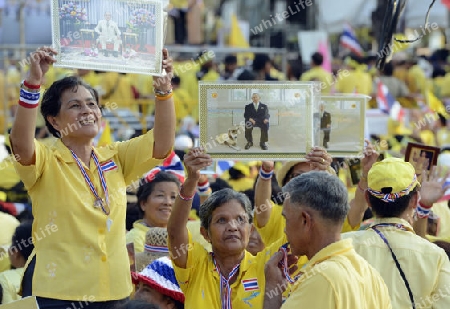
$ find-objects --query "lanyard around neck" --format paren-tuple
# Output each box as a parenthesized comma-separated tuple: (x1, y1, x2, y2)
(211, 254, 241, 309)
(70, 149, 110, 215)
(370, 224, 415, 308)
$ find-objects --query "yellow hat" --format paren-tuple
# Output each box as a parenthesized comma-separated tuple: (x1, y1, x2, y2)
(276, 160, 336, 187)
(367, 158, 419, 202)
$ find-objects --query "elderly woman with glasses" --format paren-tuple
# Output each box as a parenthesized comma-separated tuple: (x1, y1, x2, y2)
(167, 148, 297, 309)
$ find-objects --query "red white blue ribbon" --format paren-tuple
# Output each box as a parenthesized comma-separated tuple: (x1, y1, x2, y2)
(278, 243, 301, 284)
(144, 244, 169, 253)
(70, 149, 110, 215)
(211, 254, 240, 309)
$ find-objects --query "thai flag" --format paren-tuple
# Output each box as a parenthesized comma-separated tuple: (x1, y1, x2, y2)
(216, 160, 235, 176)
(144, 151, 185, 183)
(100, 160, 118, 172)
(376, 79, 395, 114)
(242, 278, 259, 291)
(340, 23, 364, 56)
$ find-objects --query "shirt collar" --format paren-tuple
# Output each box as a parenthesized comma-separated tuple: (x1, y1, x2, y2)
(209, 250, 254, 275)
(302, 238, 353, 272)
(369, 217, 415, 233)
(51, 139, 117, 163)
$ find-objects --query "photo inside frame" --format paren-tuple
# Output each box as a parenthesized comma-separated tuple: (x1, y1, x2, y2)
(404, 142, 440, 172)
(199, 83, 317, 159)
(52, 0, 163, 75)
(314, 95, 367, 157)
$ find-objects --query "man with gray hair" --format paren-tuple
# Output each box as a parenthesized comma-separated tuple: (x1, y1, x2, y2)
(264, 171, 392, 309)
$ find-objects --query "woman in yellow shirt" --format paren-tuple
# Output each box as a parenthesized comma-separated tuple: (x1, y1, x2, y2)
(9, 47, 175, 309)
(126, 171, 180, 253)
(168, 148, 287, 309)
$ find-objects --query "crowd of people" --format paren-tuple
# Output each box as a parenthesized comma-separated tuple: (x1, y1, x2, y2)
(1, 42, 450, 309)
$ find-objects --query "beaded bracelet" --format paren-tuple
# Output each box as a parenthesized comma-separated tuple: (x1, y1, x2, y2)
(154, 88, 173, 96)
(179, 185, 195, 201)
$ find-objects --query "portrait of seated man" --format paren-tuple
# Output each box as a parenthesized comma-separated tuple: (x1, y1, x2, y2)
(95, 12, 121, 57)
(244, 92, 270, 150)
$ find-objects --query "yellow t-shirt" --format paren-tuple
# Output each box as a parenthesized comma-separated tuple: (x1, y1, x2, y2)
(0, 211, 19, 247)
(282, 239, 392, 309)
(301, 67, 333, 94)
(13, 131, 164, 301)
(407, 65, 427, 94)
(227, 178, 255, 192)
(343, 218, 450, 309)
(429, 201, 450, 239)
(172, 231, 286, 309)
(335, 70, 372, 95)
(0, 268, 24, 304)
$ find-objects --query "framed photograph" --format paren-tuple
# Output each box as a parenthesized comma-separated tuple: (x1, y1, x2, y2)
(199, 82, 319, 160)
(51, 0, 164, 75)
(314, 94, 368, 157)
(405, 142, 440, 173)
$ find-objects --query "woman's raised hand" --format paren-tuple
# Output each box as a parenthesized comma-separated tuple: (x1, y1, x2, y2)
(27, 46, 57, 85)
(183, 148, 213, 180)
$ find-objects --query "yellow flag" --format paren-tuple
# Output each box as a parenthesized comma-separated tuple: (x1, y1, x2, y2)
(229, 14, 253, 66)
(95, 119, 114, 147)
(427, 90, 449, 119)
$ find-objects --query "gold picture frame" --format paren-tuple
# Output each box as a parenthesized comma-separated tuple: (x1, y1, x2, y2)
(315, 94, 368, 157)
(51, 0, 164, 75)
(199, 82, 319, 160)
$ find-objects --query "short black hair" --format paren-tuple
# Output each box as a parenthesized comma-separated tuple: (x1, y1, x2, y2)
(11, 220, 34, 261)
(41, 76, 97, 138)
(252, 54, 271, 72)
(368, 187, 418, 218)
(136, 172, 181, 217)
(224, 55, 237, 65)
(311, 52, 324, 66)
(383, 62, 394, 76)
(171, 76, 181, 86)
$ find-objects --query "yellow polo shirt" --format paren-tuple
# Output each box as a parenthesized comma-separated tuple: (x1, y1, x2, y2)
(0, 268, 24, 304)
(301, 67, 333, 94)
(254, 203, 359, 248)
(125, 220, 211, 253)
(172, 231, 285, 309)
(342, 218, 450, 309)
(282, 239, 392, 309)
(13, 131, 163, 301)
(335, 70, 372, 95)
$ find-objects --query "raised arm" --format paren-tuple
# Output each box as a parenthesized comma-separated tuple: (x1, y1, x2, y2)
(413, 167, 450, 238)
(9, 46, 57, 166)
(152, 48, 176, 159)
(347, 141, 378, 228)
(254, 161, 274, 227)
(167, 148, 212, 268)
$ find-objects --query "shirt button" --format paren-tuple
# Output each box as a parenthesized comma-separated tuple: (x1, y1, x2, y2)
(99, 228, 105, 234)
(101, 256, 107, 262)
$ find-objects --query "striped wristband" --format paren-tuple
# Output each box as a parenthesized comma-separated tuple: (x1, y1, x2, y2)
(197, 181, 210, 193)
(416, 201, 432, 219)
(259, 168, 274, 180)
(19, 88, 40, 109)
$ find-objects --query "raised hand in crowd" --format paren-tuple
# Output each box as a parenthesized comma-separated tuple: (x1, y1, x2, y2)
(168, 147, 212, 268)
(414, 166, 450, 237)
(348, 139, 379, 229)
